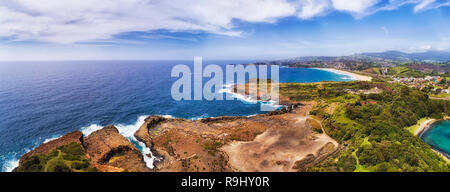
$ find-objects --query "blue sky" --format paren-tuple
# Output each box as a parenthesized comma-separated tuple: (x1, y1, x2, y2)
(0, 0, 449, 61)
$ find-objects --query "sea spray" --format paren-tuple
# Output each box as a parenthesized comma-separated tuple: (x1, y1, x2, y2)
(43, 135, 63, 144)
(1, 153, 19, 172)
(81, 124, 104, 136)
(115, 116, 157, 169)
(219, 83, 282, 110)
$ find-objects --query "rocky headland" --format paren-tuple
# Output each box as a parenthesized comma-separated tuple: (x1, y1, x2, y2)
(14, 101, 339, 172)
(14, 81, 340, 172)
(14, 125, 150, 172)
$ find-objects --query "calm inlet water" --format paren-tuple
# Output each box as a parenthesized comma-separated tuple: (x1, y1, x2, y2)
(421, 120, 450, 158)
(0, 60, 353, 171)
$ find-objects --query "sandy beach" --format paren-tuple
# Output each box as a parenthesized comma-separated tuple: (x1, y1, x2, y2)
(314, 68, 372, 81)
(414, 119, 438, 136)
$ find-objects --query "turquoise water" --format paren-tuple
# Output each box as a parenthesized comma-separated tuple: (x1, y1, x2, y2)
(421, 120, 450, 158)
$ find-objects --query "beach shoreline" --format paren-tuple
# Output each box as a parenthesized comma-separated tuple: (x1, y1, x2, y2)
(414, 117, 450, 162)
(313, 68, 372, 81)
(414, 119, 439, 136)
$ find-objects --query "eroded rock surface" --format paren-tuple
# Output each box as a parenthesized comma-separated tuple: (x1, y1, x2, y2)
(135, 102, 339, 172)
(83, 125, 150, 172)
(19, 131, 83, 164)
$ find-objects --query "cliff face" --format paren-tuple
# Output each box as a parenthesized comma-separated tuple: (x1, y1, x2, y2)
(15, 102, 338, 172)
(15, 125, 150, 172)
(83, 125, 150, 172)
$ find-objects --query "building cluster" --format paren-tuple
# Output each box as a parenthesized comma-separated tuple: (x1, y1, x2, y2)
(391, 76, 450, 94)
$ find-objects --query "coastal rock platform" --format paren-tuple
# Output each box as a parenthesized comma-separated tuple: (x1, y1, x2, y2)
(135, 101, 339, 172)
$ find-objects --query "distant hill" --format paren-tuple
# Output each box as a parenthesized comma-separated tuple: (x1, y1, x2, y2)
(359, 50, 450, 62)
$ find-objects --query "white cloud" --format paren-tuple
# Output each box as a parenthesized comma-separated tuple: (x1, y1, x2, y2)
(408, 44, 432, 51)
(414, 0, 450, 12)
(414, 0, 436, 12)
(0, 0, 296, 43)
(331, 0, 380, 13)
(0, 0, 448, 44)
(297, 0, 330, 19)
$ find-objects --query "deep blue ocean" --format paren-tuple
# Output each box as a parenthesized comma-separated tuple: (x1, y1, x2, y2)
(0, 60, 353, 171)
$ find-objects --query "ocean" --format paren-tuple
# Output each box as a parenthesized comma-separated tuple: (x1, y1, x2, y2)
(0, 60, 354, 171)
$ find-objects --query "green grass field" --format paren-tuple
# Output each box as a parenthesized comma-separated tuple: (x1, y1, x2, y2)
(406, 117, 432, 134)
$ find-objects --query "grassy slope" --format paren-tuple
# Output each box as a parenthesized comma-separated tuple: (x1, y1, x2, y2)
(280, 80, 450, 172)
(406, 117, 433, 134)
(17, 142, 97, 172)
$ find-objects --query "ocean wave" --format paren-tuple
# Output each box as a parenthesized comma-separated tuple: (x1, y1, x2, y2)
(219, 83, 282, 110)
(1, 147, 32, 172)
(43, 135, 63, 143)
(80, 124, 104, 136)
(1, 154, 19, 172)
(115, 115, 156, 169)
(218, 83, 259, 104)
(158, 115, 176, 119)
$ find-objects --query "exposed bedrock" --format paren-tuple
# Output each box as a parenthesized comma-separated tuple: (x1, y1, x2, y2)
(19, 131, 84, 164)
(83, 125, 150, 172)
(133, 102, 339, 172)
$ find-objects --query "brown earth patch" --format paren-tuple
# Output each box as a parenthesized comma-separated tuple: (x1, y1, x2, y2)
(135, 101, 339, 172)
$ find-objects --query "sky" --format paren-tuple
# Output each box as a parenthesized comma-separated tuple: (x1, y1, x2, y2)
(0, 0, 449, 61)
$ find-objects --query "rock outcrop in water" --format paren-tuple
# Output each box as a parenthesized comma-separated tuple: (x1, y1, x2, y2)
(15, 125, 150, 172)
(83, 125, 150, 172)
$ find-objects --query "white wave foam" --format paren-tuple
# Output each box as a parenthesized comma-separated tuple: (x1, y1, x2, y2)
(2, 147, 32, 172)
(2, 157, 19, 172)
(115, 115, 157, 169)
(80, 124, 103, 136)
(220, 84, 282, 111)
(158, 115, 175, 119)
(115, 116, 147, 138)
(219, 83, 258, 104)
(43, 135, 62, 143)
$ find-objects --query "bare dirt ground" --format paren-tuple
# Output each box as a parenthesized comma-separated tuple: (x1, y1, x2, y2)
(135, 101, 339, 172)
(221, 103, 338, 172)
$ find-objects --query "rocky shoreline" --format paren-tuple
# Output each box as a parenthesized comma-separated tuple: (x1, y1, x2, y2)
(14, 125, 150, 172)
(14, 81, 341, 172)
(14, 99, 339, 172)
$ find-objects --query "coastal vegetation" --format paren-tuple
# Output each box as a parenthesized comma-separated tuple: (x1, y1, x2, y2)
(280, 80, 450, 172)
(16, 142, 97, 172)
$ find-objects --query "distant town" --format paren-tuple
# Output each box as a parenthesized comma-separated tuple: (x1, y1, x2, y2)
(268, 50, 450, 100)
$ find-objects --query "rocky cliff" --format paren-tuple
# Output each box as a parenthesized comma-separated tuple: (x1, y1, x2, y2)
(15, 125, 150, 172)
(15, 102, 338, 172)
